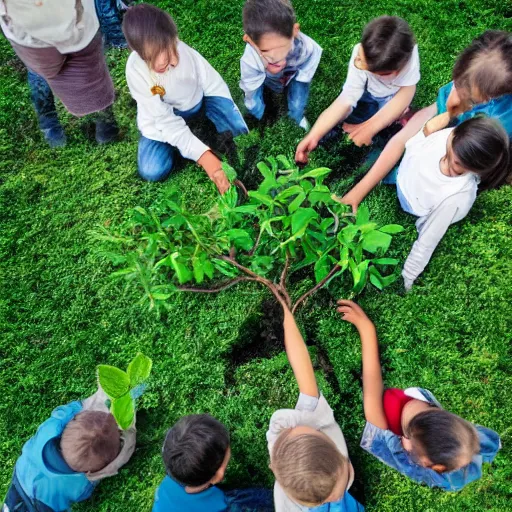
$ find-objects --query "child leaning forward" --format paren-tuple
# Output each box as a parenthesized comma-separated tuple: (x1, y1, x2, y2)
(337, 300, 501, 491)
(123, 4, 248, 194)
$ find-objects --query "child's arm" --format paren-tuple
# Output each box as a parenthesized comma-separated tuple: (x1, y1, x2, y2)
(337, 300, 388, 429)
(282, 306, 319, 398)
(295, 98, 353, 163)
(341, 103, 437, 213)
(344, 85, 417, 147)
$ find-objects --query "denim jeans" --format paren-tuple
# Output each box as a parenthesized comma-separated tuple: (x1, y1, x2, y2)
(2, 471, 53, 512)
(138, 96, 248, 182)
(344, 90, 381, 125)
(249, 77, 311, 125)
(225, 487, 274, 512)
(27, 0, 125, 134)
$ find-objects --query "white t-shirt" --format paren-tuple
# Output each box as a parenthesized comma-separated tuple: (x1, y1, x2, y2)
(397, 127, 476, 217)
(126, 40, 241, 162)
(0, 0, 99, 53)
(267, 394, 354, 512)
(338, 43, 420, 108)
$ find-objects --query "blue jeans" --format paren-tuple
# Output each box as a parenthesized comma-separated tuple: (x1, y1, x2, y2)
(344, 90, 381, 125)
(27, 0, 125, 133)
(138, 96, 248, 182)
(249, 77, 311, 125)
(225, 487, 274, 512)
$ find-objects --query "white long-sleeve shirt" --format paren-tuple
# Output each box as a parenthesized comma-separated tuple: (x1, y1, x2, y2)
(397, 128, 478, 287)
(126, 41, 236, 162)
(0, 0, 98, 53)
(338, 43, 420, 108)
(240, 32, 322, 112)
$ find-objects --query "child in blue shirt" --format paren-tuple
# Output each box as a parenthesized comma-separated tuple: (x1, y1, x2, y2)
(2, 389, 135, 512)
(152, 414, 273, 512)
(337, 300, 501, 491)
(240, 0, 322, 129)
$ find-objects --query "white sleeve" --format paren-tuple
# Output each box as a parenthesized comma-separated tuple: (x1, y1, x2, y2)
(295, 33, 323, 83)
(394, 44, 421, 87)
(189, 46, 233, 100)
(338, 44, 367, 108)
(239, 44, 266, 110)
(402, 192, 474, 286)
(125, 58, 209, 162)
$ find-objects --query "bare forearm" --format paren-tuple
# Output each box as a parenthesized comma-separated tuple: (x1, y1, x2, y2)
(309, 99, 352, 140)
(283, 309, 318, 397)
(370, 85, 416, 133)
(359, 324, 384, 400)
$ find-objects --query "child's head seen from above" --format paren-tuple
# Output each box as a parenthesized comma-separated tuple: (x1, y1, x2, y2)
(122, 3, 179, 73)
(163, 414, 231, 488)
(357, 16, 415, 78)
(243, 0, 299, 74)
(60, 411, 121, 474)
(271, 426, 349, 507)
(402, 409, 480, 473)
(449, 30, 512, 114)
(441, 116, 510, 189)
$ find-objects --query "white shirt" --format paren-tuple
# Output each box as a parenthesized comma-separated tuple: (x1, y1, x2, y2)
(267, 394, 354, 512)
(397, 127, 478, 286)
(338, 43, 420, 108)
(0, 0, 99, 54)
(240, 32, 322, 111)
(126, 41, 237, 162)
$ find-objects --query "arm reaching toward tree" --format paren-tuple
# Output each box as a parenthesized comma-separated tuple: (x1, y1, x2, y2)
(337, 300, 388, 430)
(282, 306, 319, 398)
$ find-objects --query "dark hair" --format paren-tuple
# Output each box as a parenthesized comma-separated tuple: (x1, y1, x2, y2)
(453, 30, 512, 101)
(162, 414, 230, 487)
(451, 116, 510, 190)
(61, 411, 121, 473)
(407, 409, 479, 472)
(361, 16, 415, 73)
(243, 0, 296, 45)
(122, 4, 178, 68)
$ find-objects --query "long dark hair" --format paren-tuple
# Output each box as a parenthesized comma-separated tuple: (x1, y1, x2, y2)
(407, 409, 479, 472)
(451, 116, 511, 190)
(453, 31, 512, 101)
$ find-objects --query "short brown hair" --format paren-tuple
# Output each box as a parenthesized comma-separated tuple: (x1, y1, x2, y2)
(243, 0, 296, 45)
(61, 411, 121, 473)
(122, 3, 178, 69)
(271, 430, 347, 505)
(361, 16, 415, 73)
(453, 30, 512, 102)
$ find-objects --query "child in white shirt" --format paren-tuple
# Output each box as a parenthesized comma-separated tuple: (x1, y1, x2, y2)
(395, 117, 509, 289)
(123, 4, 248, 193)
(296, 16, 419, 162)
(240, 0, 322, 129)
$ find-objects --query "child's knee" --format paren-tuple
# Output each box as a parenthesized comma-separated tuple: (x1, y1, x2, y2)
(137, 145, 174, 182)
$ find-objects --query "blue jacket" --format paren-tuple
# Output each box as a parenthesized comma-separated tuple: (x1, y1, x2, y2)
(15, 401, 97, 511)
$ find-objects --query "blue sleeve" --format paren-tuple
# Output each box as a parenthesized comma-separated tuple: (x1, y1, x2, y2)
(436, 82, 453, 115)
(476, 425, 501, 463)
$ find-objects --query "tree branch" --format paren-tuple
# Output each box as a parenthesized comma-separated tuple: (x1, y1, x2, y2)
(177, 277, 256, 293)
(291, 264, 341, 314)
(248, 229, 262, 256)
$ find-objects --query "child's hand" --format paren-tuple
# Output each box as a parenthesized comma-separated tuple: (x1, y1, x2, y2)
(198, 151, 231, 194)
(341, 190, 360, 214)
(295, 134, 319, 164)
(212, 169, 231, 195)
(423, 112, 450, 137)
(343, 121, 375, 147)
(337, 299, 374, 331)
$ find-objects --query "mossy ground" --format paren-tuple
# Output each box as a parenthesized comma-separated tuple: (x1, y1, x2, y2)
(1, 1, 511, 510)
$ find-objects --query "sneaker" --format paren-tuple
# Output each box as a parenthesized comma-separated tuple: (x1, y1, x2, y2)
(299, 116, 310, 131)
(95, 119, 119, 144)
(42, 125, 66, 148)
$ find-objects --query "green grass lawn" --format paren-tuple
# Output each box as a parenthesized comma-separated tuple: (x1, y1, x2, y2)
(1, 1, 511, 510)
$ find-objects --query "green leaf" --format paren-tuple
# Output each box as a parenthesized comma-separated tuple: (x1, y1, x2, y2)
(369, 266, 398, 288)
(192, 257, 205, 284)
(151, 293, 172, 300)
(274, 185, 304, 203)
(291, 208, 318, 235)
(203, 260, 215, 279)
(277, 154, 293, 168)
(379, 224, 405, 234)
(372, 258, 400, 265)
(356, 205, 370, 225)
(232, 204, 259, 214)
(247, 191, 274, 208)
(213, 259, 238, 278)
(362, 230, 392, 254)
(338, 245, 350, 270)
(314, 254, 331, 283)
(369, 272, 384, 290)
(111, 393, 135, 430)
(221, 161, 237, 181)
(287, 191, 307, 213)
(352, 260, 370, 294)
(170, 252, 194, 284)
(98, 365, 130, 399)
(251, 255, 274, 274)
(299, 167, 332, 180)
(257, 162, 274, 180)
(127, 353, 153, 388)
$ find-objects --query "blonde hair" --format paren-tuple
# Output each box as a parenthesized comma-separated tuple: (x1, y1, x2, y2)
(271, 429, 348, 505)
(61, 411, 121, 473)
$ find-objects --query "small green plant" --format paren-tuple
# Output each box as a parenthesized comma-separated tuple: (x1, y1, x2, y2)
(95, 156, 403, 312)
(97, 353, 153, 429)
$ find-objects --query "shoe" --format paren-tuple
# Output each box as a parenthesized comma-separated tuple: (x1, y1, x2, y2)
(95, 119, 119, 144)
(299, 117, 310, 131)
(42, 125, 66, 148)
